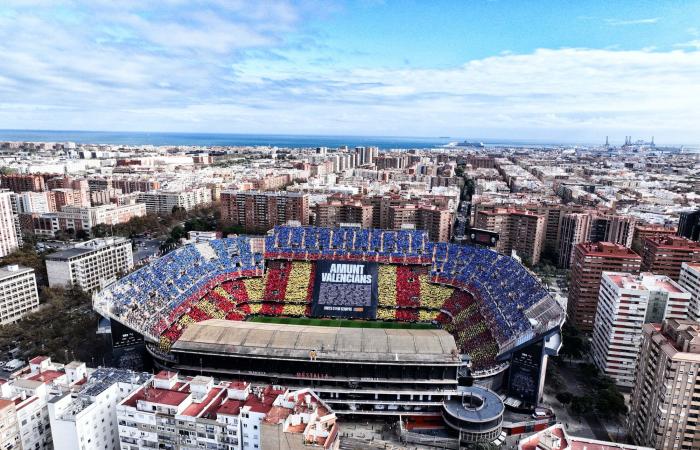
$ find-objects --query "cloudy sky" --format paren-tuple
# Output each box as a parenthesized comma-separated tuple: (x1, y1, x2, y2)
(1, 0, 699, 144)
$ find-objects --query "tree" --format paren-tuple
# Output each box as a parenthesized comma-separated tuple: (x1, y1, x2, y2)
(0, 246, 49, 286)
(0, 286, 108, 363)
(570, 396, 594, 416)
(556, 392, 573, 404)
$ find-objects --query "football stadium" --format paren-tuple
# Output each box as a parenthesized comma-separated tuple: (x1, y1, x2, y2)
(93, 226, 564, 442)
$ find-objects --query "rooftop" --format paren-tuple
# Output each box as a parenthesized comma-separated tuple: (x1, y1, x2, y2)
(172, 319, 459, 364)
(606, 272, 687, 294)
(0, 265, 34, 281)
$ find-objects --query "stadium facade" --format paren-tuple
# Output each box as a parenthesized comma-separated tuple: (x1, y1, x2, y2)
(93, 226, 564, 442)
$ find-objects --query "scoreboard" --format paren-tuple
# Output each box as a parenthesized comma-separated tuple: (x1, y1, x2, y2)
(311, 261, 379, 319)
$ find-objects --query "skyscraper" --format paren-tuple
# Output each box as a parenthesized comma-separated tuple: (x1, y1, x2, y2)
(557, 213, 592, 268)
(568, 242, 642, 332)
(628, 319, 700, 449)
(641, 236, 700, 281)
(678, 209, 700, 242)
(0, 190, 20, 257)
(591, 272, 690, 387)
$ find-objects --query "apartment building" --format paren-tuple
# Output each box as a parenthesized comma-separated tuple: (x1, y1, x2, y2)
(48, 368, 151, 450)
(0, 399, 20, 450)
(26, 203, 146, 237)
(45, 237, 133, 291)
(137, 188, 212, 215)
(631, 224, 677, 254)
(221, 191, 309, 234)
(641, 236, 700, 281)
(474, 208, 545, 265)
(591, 272, 691, 387)
(678, 209, 700, 242)
(568, 242, 642, 332)
(117, 372, 339, 450)
(111, 178, 161, 194)
(679, 262, 700, 321)
(0, 190, 20, 257)
(628, 319, 700, 449)
(52, 188, 87, 210)
(557, 212, 592, 268)
(12, 191, 56, 213)
(314, 198, 373, 228)
(589, 214, 636, 248)
(0, 173, 47, 192)
(0, 265, 39, 325)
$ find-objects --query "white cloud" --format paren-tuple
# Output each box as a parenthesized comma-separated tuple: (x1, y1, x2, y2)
(0, 2, 698, 143)
(604, 17, 660, 26)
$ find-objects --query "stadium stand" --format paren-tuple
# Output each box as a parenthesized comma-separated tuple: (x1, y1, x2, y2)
(95, 226, 563, 373)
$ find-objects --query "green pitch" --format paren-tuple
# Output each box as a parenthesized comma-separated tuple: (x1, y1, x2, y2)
(247, 315, 435, 329)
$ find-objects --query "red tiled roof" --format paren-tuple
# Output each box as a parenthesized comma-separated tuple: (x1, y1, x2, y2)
(181, 387, 223, 417)
(27, 370, 65, 383)
(29, 356, 49, 364)
(123, 386, 190, 408)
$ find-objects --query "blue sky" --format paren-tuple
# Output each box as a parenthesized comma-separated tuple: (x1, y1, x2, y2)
(1, 0, 699, 143)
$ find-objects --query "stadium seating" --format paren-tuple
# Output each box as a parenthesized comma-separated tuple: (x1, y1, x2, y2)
(95, 225, 557, 373)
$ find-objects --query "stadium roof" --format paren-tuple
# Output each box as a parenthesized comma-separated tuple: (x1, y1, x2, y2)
(172, 319, 459, 364)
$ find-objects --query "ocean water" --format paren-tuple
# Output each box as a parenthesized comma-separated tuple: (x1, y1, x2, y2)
(0, 130, 453, 149)
(0, 129, 566, 149)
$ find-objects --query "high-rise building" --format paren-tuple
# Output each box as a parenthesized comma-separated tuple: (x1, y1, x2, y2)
(0, 265, 39, 325)
(474, 208, 545, 265)
(589, 214, 636, 248)
(641, 236, 700, 281)
(314, 198, 373, 228)
(679, 262, 700, 321)
(0, 190, 20, 257)
(12, 191, 56, 214)
(137, 188, 212, 215)
(45, 237, 134, 291)
(221, 191, 309, 234)
(628, 319, 700, 449)
(568, 242, 642, 332)
(631, 224, 678, 254)
(557, 213, 592, 268)
(0, 174, 47, 193)
(591, 272, 690, 387)
(678, 209, 700, 242)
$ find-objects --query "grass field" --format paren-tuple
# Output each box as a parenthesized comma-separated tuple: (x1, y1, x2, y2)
(247, 315, 436, 329)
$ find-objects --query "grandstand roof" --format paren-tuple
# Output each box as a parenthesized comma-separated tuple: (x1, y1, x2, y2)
(172, 319, 459, 364)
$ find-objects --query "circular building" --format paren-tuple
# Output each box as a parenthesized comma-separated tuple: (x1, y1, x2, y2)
(442, 386, 504, 445)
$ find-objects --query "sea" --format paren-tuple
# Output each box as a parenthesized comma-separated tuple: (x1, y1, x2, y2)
(0, 129, 569, 149)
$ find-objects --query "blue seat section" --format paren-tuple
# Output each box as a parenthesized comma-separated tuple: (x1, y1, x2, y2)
(265, 226, 549, 344)
(96, 225, 551, 349)
(94, 237, 264, 338)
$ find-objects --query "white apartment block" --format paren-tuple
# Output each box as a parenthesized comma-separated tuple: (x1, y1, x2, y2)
(137, 188, 212, 215)
(679, 262, 700, 321)
(0, 190, 19, 257)
(0, 356, 87, 450)
(12, 191, 54, 214)
(45, 237, 134, 292)
(592, 272, 691, 387)
(117, 371, 339, 450)
(31, 203, 147, 237)
(0, 399, 20, 450)
(0, 265, 40, 325)
(48, 368, 151, 450)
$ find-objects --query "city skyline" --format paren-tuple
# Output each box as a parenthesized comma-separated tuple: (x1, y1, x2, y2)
(1, 1, 700, 143)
